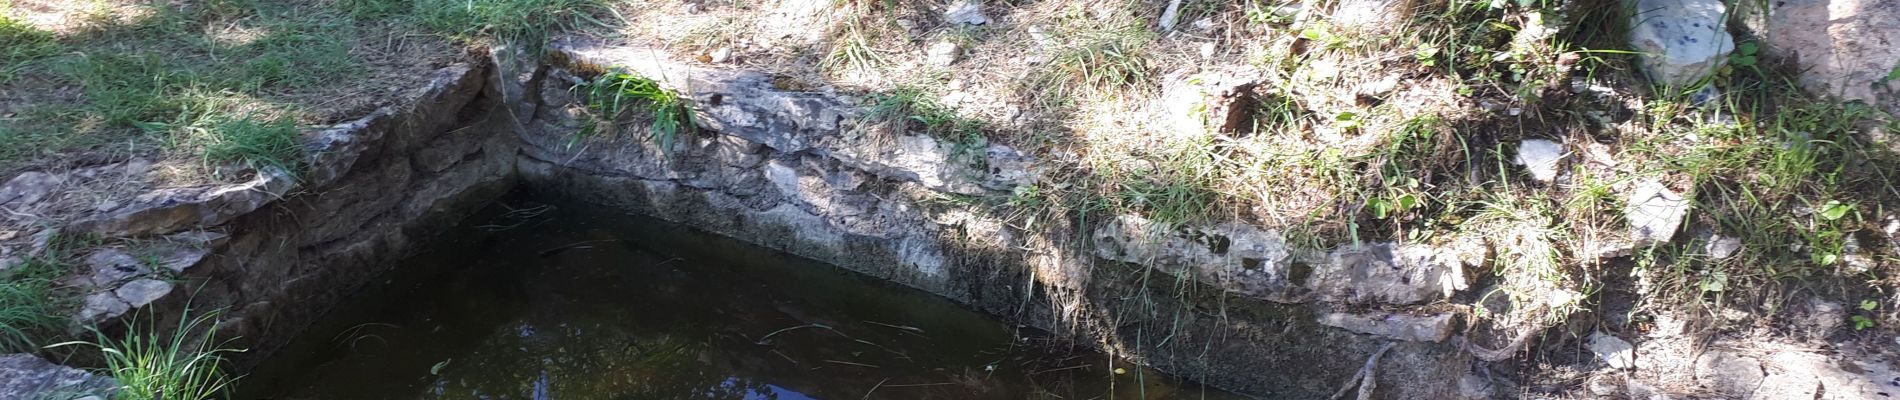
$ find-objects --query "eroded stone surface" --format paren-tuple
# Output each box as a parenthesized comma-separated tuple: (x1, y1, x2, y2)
(1588, 332, 1636, 369)
(1629, 0, 1734, 86)
(1317, 312, 1454, 342)
(0, 354, 114, 400)
(1306, 242, 1472, 305)
(1761, 0, 1900, 113)
(944, 0, 989, 25)
(69, 166, 296, 237)
(0, 171, 66, 209)
(114, 278, 174, 308)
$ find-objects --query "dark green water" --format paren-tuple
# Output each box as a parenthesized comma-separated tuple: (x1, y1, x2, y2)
(240, 196, 1241, 399)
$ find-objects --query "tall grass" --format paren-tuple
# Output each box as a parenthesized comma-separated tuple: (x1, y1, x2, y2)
(0, 258, 68, 352)
(50, 311, 245, 400)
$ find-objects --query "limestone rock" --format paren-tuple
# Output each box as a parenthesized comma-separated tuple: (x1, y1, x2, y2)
(1588, 332, 1636, 369)
(80, 248, 145, 288)
(0, 354, 115, 399)
(69, 166, 297, 237)
(0, 171, 65, 208)
(1795, 297, 1844, 341)
(114, 278, 174, 308)
(1331, 0, 1410, 33)
(1628, 0, 1734, 86)
(1694, 349, 1765, 396)
(926, 41, 959, 67)
(1513, 139, 1564, 183)
(1705, 234, 1741, 259)
(1626, 180, 1689, 246)
(76, 292, 129, 324)
(1317, 312, 1454, 342)
(1092, 215, 1298, 302)
(944, 0, 989, 25)
(1761, 0, 1900, 113)
(1306, 242, 1471, 305)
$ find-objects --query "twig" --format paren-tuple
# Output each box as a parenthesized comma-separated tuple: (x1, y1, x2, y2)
(824, 359, 880, 368)
(864, 321, 927, 336)
(1330, 342, 1397, 400)
(861, 378, 890, 400)
(879, 382, 958, 388)
(755, 324, 827, 344)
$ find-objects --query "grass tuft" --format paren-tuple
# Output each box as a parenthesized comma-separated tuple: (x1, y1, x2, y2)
(51, 311, 244, 400)
(578, 70, 695, 151)
(0, 257, 70, 353)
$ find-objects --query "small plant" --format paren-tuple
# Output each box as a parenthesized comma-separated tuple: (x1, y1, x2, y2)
(578, 70, 696, 151)
(1852, 299, 1877, 331)
(1727, 41, 1761, 76)
(50, 311, 245, 400)
(1037, 9, 1154, 100)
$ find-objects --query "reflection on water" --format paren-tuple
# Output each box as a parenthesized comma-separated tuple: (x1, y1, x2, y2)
(240, 196, 1241, 399)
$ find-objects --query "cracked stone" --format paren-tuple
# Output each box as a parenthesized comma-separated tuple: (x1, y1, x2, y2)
(1626, 180, 1689, 246)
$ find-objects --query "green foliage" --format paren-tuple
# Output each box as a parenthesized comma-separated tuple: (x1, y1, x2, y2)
(865, 86, 989, 168)
(0, 14, 61, 83)
(578, 70, 695, 151)
(414, 0, 608, 51)
(149, 114, 306, 175)
(0, 256, 70, 353)
(51, 311, 244, 400)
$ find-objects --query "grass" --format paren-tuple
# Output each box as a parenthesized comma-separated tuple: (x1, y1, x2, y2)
(1037, 18, 1153, 103)
(0, 13, 60, 83)
(820, 14, 887, 75)
(0, 256, 70, 353)
(50, 311, 244, 400)
(865, 85, 990, 168)
(411, 0, 610, 53)
(577, 70, 695, 151)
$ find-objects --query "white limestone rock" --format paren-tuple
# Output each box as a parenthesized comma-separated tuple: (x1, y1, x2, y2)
(1514, 139, 1564, 183)
(1628, 0, 1735, 86)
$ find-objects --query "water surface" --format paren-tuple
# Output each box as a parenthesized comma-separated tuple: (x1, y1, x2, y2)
(242, 197, 1240, 399)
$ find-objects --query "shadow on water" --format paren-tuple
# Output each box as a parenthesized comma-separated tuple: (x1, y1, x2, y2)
(237, 191, 1242, 399)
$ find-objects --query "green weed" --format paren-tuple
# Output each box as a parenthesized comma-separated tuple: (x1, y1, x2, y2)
(0, 257, 70, 353)
(578, 70, 695, 151)
(51, 311, 244, 400)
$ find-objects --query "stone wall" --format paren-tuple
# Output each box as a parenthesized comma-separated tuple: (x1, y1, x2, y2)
(513, 41, 1483, 399)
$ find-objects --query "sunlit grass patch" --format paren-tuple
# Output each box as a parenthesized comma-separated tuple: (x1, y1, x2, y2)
(577, 70, 695, 151)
